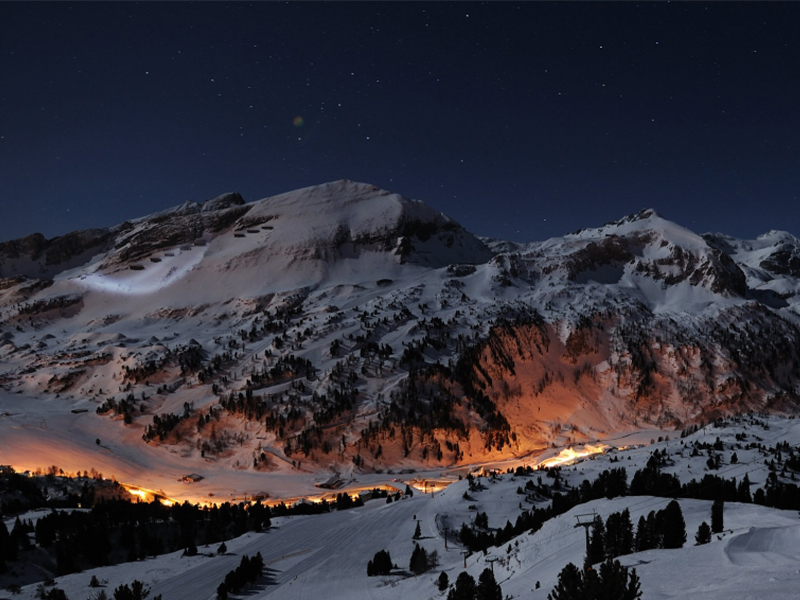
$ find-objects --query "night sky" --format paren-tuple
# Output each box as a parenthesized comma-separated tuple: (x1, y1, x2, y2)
(2, 2, 799, 245)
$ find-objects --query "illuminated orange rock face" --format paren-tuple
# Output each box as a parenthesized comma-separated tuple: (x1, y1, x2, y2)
(454, 311, 792, 456)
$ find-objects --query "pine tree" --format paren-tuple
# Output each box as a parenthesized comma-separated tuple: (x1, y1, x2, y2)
(476, 568, 502, 600)
(622, 565, 642, 600)
(448, 571, 477, 600)
(661, 500, 686, 549)
(216, 583, 228, 600)
(598, 558, 640, 600)
(604, 509, 633, 559)
(647, 510, 662, 549)
(414, 521, 422, 539)
(410, 543, 430, 574)
(621, 509, 634, 555)
(547, 563, 583, 600)
(737, 473, 752, 503)
(183, 541, 198, 556)
(634, 515, 652, 552)
(695, 521, 712, 545)
(711, 498, 724, 533)
(438, 571, 450, 592)
(587, 516, 605, 566)
(11, 517, 30, 551)
(0, 519, 12, 562)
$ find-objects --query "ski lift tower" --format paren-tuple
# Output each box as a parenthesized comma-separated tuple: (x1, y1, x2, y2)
(486, 556, 498, 574)
(575, 513, 597, 571)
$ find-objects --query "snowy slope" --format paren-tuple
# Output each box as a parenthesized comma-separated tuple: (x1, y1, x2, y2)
(8, 414, 800, 600)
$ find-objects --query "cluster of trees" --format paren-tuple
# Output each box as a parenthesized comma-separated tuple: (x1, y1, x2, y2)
(409, 543, 438, 574)
(35, 586, 70, 600)
(453, 341, 513, 452)
(216, 374, 360, 461)
(359, 340, 393, 360)
(113, 580, 161, 600)
(15, 294, 79, 315)
(96, 393, 140, 424)
(21, 579, 159, 600)
(196, 349, 237, 384)
(216, 553, 264, 600)
(695, 498, 724, 545)
(459, 460, 739, 555)
(632, 500, 686, 553)
(142, 411, 182, 441)
(121, 358, 165, 384)
(385, 366, 467, 437)
(118, 342, 205, 384)
(4, 497, 271, 578)
(0, 475, 128, 573)
(366, 543, 438, 577)
(245, 354, 316, 390)
(632, 443, 800, 511)
(175, 344, 206, 376)
(586, 502, 688, 566)
(279, 386, 361, 458)
(576, 467, 629, 500)
(548, 558, 641, 600)
(586, 510, 634, 565)
(443, 568, 502, 600)
(1, 469, 48, 514)
(367, 549, 393, 576)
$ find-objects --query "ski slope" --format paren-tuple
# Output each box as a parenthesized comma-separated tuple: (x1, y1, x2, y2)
(8, 415, 800, 600)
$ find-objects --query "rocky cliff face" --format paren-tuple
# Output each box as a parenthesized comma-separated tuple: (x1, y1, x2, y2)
(0, 228, 114, 278)
(0, 192, 248, 279)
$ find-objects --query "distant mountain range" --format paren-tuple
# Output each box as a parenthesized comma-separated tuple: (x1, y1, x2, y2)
(2, 180, 800, 483)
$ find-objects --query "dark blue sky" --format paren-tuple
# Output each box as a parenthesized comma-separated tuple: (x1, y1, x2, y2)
(2, 2, 798, 244)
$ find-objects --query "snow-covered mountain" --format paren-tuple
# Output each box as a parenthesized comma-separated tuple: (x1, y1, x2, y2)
(1, 181, 800, 505)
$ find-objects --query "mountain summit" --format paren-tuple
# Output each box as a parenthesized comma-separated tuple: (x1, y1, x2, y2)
(0, 180, 492, 285)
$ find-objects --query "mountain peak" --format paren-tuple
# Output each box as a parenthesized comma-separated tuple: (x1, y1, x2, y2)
(605, 208, 664, 229)
(201, 192, 245, 212)
(628, 207, 662, 221)
(238, 180, 492, 269)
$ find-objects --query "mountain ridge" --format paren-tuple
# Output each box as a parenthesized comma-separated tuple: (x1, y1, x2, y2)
(1, 181, 799, 502)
